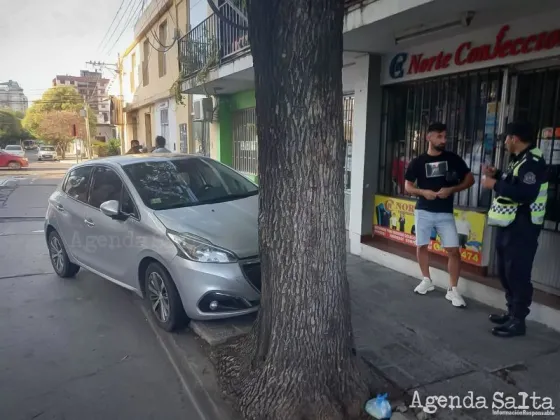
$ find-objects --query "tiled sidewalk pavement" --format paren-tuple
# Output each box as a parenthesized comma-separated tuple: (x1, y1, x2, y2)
(192, 254, 560, 419)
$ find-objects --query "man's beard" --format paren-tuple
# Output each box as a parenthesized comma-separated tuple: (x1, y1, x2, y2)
(434, 144, 446, 151)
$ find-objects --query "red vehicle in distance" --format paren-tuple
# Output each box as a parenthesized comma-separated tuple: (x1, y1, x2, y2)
(0, 150, 29, 169)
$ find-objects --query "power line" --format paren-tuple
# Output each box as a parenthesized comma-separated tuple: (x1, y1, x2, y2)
(102, 0, 141, 55)
(106, 0, 144, 56)
(97, 0, 128, 53)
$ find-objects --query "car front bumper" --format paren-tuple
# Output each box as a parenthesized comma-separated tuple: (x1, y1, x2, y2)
(167, 255, 260, 320)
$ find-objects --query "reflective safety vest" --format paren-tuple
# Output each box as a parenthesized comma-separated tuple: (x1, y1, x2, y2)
(487, 148, 548, 227)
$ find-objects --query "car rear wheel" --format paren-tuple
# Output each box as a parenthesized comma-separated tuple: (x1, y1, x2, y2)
(48, 230, 80, 278)
(144, 262, 188, 332)
(8, 161, 21, 169)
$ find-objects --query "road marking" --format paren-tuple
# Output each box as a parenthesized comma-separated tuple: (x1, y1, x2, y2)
(140, 305, 209, 420)
(32, 229, 44, 233)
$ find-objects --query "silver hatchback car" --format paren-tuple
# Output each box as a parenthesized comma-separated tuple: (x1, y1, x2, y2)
(45, 154, 260, 331)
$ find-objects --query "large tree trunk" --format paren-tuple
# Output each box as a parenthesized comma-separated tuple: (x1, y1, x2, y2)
(214, 1, 370, 419)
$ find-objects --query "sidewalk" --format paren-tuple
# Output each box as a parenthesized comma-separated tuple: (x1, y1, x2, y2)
(348, 254, 560, 419)
(192, 254, 560, 419)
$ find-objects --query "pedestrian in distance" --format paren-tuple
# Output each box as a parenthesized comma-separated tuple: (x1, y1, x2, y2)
(482, 121, 548, 338)
(126, 139, 143, 154)
(404, 122, 475, 307)
(152, 136, 171, 153)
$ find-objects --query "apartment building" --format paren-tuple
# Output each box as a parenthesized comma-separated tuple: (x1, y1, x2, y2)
(178, 0, 560, 330)
(53, 70, 114, 141)
(0, 80, 28, 113)
(117, 0, 192, 153)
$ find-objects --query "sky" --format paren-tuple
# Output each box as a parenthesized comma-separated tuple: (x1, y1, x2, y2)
(0, 0, 207, 103)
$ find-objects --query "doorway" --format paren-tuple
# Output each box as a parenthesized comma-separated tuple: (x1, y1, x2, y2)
(145, 113, 152, 149)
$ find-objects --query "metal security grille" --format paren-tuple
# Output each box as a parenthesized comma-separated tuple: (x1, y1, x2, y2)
(379, 69, 504, 210)
(344, 95, 354, 191)
(232, 107, 258, 175)
(513, 68, 560, 232)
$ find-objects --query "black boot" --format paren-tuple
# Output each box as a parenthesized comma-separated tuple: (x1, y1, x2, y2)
(489, 313, 511, 325)
(492, 318, 526, 337)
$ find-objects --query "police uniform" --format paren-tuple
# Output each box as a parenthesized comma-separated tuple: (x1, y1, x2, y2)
(487, 145, 548, 337)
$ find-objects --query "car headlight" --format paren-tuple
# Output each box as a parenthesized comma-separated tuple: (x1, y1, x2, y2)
(167, 231, 237, 263)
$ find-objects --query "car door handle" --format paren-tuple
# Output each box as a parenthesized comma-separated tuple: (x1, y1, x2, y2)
(84, 219, 95, 227)
(55, 203, 64, 212)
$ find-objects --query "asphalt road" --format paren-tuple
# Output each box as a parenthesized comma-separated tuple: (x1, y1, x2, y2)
(0, 167, 228, 420)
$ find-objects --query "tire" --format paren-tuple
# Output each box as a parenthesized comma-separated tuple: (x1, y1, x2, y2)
(144, 262, 188, 332)
(48, 230, 80, 278)
(8, 161, 21, 169)
(38, 158, 42, 161)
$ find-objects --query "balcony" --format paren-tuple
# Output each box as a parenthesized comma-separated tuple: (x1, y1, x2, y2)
(179, 0, 367, 85)
(179, 1, 249, 79)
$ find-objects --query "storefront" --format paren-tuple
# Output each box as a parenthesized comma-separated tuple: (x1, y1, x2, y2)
(373, 10, 560, 295)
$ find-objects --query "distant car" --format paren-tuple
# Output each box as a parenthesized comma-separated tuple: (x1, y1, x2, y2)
(44, 154, 260, 332)
(3, 145, 25, 158)
(0, 150, 29, 169)
(22, 140, 37, 150)
(38, 145, 59, 161)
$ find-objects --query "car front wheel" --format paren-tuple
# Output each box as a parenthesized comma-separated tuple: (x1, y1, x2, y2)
(48, 230, 80, 278)
(144, 262, 188, 332)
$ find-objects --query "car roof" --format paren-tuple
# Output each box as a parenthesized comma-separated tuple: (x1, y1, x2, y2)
(70, 153, 206, 169)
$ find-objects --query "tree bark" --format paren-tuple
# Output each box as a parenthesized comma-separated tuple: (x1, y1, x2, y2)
(214, 1, 370, 419)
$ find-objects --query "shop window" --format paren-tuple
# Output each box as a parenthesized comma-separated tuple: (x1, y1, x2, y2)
(514, 69, 560, 233)
(379, 69, 504, 210)
(344, 95, 354, 191)
(232, 108, 258, 175)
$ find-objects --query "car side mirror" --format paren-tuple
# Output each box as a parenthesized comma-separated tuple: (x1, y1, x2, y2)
(100, 200, 121, 218)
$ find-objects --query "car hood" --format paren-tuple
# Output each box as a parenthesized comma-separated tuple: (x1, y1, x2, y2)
(153, 194, 258, 259)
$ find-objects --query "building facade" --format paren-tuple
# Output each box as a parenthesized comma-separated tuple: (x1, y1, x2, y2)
(178, 0, 560, 329)
(0, 80, 28, 113)
(53, 71, 114, 141)
(116, 0, 193, 154)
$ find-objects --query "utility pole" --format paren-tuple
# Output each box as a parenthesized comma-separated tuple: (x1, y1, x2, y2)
(86, 60, 125, 153)
(80, 106, 92, 159)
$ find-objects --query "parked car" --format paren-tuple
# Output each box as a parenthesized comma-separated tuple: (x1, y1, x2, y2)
(0, 150, 29, 169)
(3, 144, 25, 158)
(37, 145, 59, 161)
(45, 154, 260, 331)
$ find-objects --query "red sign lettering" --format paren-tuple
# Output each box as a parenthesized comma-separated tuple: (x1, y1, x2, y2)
(406, 25, 560, 76)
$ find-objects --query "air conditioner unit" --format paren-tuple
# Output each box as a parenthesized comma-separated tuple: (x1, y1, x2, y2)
(194, 97, 215, 121)
(193, 99, 204, 121)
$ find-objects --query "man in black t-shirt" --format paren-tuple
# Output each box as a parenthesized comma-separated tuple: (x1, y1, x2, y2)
(404, 122, 475, 308)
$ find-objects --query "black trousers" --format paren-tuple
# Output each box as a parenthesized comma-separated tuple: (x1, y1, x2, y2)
(495, 215, 541, 321)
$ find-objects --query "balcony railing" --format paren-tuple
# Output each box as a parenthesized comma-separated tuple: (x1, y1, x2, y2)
(179, 0, 366, 79)
(179, 1, 249, 78)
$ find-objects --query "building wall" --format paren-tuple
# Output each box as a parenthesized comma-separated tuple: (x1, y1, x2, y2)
(0, 81, 28, 113)
(121, 0, 192, 152)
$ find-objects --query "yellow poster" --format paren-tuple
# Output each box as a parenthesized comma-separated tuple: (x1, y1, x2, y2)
(373, 194, 487, 266)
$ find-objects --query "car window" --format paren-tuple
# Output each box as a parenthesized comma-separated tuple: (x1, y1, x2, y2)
(88, 167, 123, 209)
(122, 157, 258, 210)
(121, 187, 138, 218)
(63, 166, 93, 203)
(5, 145, 22, 150)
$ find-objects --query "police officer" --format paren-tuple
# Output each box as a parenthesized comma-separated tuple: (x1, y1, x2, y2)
(481, 121, 548, 338)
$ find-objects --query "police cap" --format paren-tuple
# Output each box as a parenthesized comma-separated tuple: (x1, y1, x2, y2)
(504, 121, 534, 144)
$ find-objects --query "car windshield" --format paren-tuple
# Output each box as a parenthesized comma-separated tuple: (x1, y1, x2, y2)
(5, 145, 22, 150)
(41, 146, 55, 151)
(123, 157, 259, 210)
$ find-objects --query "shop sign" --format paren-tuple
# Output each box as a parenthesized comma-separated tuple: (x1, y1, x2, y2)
(384, 13, 560, 84)
(373, 194, 487, 266)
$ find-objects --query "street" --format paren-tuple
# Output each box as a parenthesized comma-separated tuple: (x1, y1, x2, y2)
(0, 155, 227, 420)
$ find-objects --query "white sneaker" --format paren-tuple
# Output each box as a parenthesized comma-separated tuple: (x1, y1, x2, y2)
(414, 277, 435, 295)
(446, 287, 467, 308)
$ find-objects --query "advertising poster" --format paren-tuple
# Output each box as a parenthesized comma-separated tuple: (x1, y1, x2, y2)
(373, 195, 487, 266)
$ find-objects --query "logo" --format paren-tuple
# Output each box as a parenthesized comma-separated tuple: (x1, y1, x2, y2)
(389, 52, 408, 79)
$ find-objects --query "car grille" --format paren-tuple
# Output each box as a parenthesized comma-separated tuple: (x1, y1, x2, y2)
(241, 261, 261, 292)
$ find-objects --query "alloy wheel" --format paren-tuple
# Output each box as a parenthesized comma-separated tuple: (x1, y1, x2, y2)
(8, 162, 21, 169)
(147, 272, 170, 323)
(49, 236, 65, 273)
